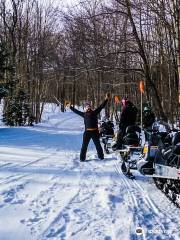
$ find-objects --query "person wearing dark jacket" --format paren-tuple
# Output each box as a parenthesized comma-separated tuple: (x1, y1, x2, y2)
(113, 98, 138, 150)
(143, 106, 155, 129)
(68, 93, 111, 161)
(119, 98, 138, 135)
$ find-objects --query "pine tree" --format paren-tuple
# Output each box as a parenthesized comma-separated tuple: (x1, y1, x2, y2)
(0, 41, 34, 126)
(3, 88, 32, 126)
(0, 42, 10, 100)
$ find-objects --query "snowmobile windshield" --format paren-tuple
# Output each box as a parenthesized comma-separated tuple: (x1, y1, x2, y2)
(152, 121, 171, 133)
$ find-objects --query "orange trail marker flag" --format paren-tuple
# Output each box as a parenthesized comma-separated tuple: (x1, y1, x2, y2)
(139, 81, 145, 93)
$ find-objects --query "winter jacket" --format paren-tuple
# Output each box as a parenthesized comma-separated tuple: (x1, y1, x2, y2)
(143, 111, 155, 128)
(70, 99, 108, 131)
(119, 102, 138, 134)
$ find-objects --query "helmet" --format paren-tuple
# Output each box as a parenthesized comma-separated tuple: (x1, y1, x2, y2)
(121, 97, 128, 106)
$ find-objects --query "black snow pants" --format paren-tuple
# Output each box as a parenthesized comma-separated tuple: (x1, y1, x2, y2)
(80, 130, 104, 161)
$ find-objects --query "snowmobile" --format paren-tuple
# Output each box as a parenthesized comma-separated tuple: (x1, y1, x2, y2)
(137, 122, 180, 207)
(115, 125, 142, 178)
(99, 119, 114, 154)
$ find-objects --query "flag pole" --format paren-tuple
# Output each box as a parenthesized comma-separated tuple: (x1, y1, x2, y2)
(139, 81, 145, 129)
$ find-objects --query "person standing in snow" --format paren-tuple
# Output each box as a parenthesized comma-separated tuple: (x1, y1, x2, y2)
(66, 93, 111, 161)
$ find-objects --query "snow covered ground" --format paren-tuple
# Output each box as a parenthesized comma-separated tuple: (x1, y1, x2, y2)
(0, 104, 179, 240)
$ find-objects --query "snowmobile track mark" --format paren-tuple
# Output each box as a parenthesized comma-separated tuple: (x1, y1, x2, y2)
(114, 161, 175, 239)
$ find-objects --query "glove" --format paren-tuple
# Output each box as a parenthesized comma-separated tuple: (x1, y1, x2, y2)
(105, 92, 111, 100)
(65, 101, 71, 108)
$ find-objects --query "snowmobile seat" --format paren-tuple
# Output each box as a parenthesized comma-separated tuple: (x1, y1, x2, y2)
(124, 125, 141, 146)
(123, 132, 139, 146)
(100, 121, 114, 136)
(126, 125, 141, 134)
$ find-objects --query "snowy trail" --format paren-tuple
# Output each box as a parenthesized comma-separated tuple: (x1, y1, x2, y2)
(115, 163, 164, 240)
(0, 109, 179, 240)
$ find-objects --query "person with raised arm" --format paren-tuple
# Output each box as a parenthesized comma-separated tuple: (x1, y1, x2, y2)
(66, 93, 111, 161)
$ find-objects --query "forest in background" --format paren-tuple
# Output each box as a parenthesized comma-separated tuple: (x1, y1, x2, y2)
(0, 0, 179, 125)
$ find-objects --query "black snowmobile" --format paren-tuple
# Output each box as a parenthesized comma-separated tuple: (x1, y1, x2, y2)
(137, 122, 180, 207)
(99, 120, 114, 154)
(115, 125, 142, 179)
(137, 123, 179, 177)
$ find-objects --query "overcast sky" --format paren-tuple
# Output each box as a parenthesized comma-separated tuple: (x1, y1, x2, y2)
(52, 0, 79, 7)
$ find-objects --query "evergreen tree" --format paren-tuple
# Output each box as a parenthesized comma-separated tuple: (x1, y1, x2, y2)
(0, 42, 10, 100)
(2, 88, 32, 126)
(0, 41, 34, 126)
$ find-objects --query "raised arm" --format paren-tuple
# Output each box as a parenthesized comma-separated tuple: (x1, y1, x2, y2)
(70, 106, 84, 117)
(93, 99, 108, 115)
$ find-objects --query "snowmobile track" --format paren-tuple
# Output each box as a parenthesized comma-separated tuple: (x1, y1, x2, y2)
(114, 161, 177, 239)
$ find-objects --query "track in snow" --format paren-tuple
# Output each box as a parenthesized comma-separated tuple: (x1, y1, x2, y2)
(0, 112, 179, 240)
